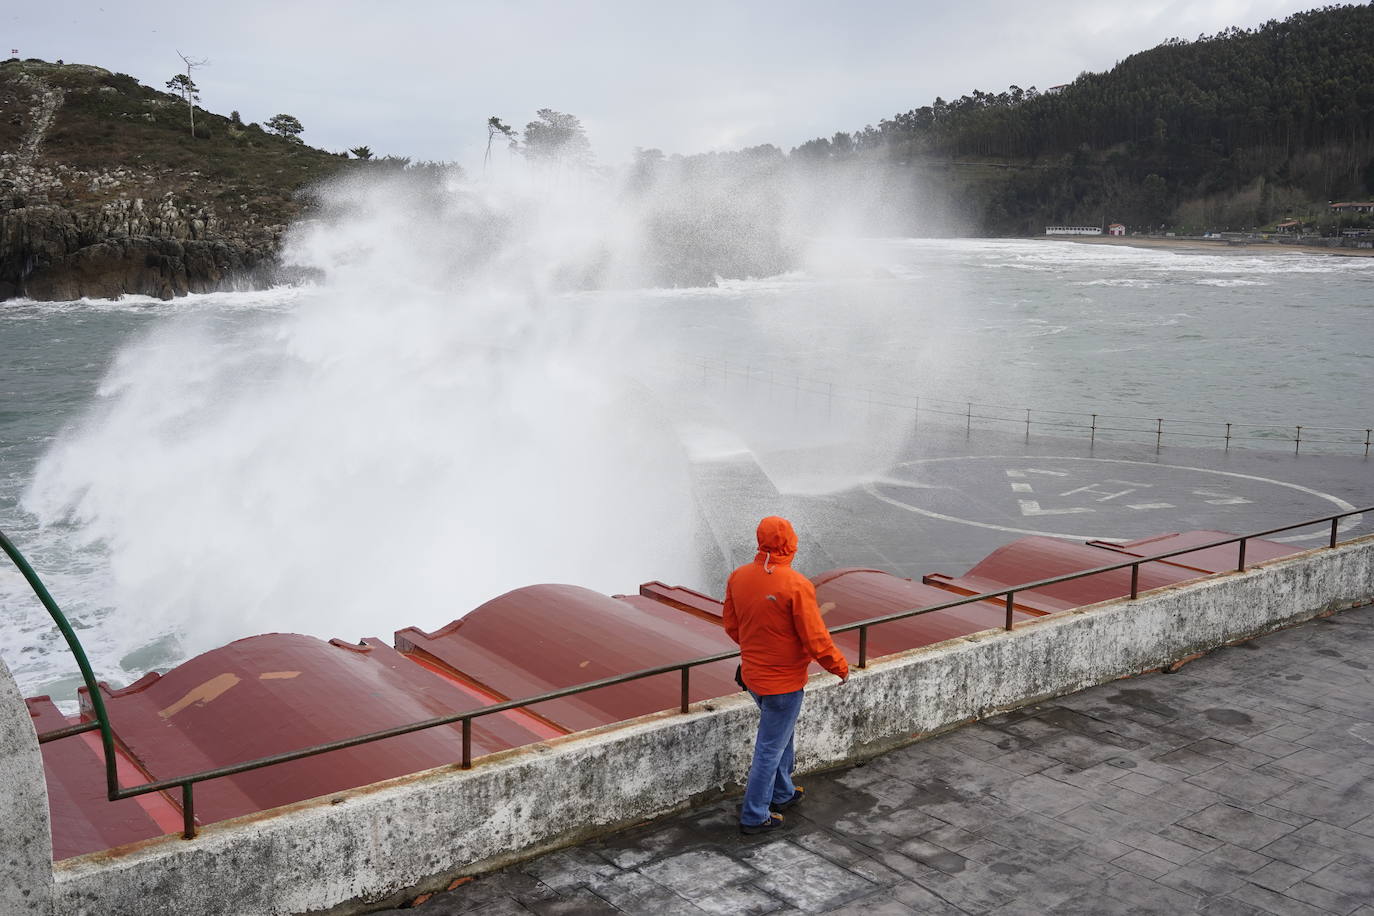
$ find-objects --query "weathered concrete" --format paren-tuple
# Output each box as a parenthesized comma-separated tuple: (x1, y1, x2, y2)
(0, 654, 54, 915)
(410, 599, 1374, 915)
(39, 535, 1374, 915)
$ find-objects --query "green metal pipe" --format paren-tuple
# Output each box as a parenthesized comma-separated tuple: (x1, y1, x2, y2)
(0, 528, 120, 800)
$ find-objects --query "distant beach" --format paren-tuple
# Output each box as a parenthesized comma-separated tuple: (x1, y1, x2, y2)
(1038, 234, 1374, 257)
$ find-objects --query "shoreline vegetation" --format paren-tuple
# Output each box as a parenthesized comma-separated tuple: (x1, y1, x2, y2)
(1039, 234, 1374, 258)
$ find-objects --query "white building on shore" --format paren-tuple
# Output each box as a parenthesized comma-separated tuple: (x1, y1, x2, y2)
(1045, 226, 1102, 236)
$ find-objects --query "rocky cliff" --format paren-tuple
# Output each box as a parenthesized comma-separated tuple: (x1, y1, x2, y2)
(0, 59, 344, 301)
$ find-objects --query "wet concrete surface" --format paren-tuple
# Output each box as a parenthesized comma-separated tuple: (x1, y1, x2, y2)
(742, 422, 1374, 590)
(381, 602, 1374, 916)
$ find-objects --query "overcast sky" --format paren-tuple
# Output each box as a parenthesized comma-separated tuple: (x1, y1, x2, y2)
(6, 0, 1343, 170)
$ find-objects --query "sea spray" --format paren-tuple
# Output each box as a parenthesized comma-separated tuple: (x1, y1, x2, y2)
(22, 168, 705, 679)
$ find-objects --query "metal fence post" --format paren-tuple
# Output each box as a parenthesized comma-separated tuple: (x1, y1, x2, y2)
(1004, 593, 1015, 630)
(1090, 413, 1097, 447)
(1295, 426, 1302, 454)
(182, 784, 196, 839)
(859, 627, 869, 669)
(967, 402, 972, 436)
(1330, 518, 1339, 548)
(1225, 422, 1232, 451)
(680, 668, 690, 713)
(1025, 408, 1031, 442)
(1156, 418, 1163, 451)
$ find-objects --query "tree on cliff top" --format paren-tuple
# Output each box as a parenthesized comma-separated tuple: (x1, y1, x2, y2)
(164, 73, 199, 137)
(266, 113, 304, 143)
(522, 109, 590, 169)
(485, 116, 516, 174)
(167, 50, 208, 138)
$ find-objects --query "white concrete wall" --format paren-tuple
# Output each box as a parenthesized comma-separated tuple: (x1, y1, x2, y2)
(22, 534, 1374, 915)
(0, 654, 54, 915)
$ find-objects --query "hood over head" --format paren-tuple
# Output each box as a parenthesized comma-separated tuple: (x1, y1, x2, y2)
(756, 516, 798, 558)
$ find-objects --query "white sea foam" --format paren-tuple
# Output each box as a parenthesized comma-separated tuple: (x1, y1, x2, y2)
(21, 171, 711, 669)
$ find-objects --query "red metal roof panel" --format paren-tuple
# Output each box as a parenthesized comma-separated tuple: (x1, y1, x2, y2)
(1088, 530, 1301, 573)
(396, 584, 741, 732)
(83, 633, 525, 825)
(924, 537, 1201, 610)
(813, 568, 1038, 659)
(27, 696, 174, 860)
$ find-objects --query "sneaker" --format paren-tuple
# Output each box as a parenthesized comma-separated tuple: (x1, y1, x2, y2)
(770, 786, 805, 813)
(739, 813, 785, 835)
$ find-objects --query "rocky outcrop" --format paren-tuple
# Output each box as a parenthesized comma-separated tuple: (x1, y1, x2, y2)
(0, 197, 285, 301)
(0, 66, 305, 302)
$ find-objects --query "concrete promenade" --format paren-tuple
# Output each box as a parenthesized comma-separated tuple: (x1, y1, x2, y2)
(384, 603, 1374, 916)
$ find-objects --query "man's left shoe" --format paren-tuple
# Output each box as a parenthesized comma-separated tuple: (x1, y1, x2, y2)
(770, 786, 805, 812)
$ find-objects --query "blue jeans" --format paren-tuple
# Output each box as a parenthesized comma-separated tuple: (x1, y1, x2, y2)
(740, 688, 804, 826)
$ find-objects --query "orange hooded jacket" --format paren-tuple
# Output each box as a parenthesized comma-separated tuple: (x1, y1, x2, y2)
(722, 516, 849, 695)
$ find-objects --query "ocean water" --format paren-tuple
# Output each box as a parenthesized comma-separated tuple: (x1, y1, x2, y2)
(2, 234, 1372, 703)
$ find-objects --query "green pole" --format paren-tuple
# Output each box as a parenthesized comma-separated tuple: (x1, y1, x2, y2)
(0, 529, 120, 799)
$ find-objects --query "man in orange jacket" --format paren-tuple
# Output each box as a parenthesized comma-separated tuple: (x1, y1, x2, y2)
(723, 516, 849, 834)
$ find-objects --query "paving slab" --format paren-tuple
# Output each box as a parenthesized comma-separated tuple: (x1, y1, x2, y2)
(395, 604, 1374, 915)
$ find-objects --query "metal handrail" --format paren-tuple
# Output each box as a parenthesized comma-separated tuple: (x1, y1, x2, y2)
(0, 530, 120, 794)
(5, 503, 1370, 840)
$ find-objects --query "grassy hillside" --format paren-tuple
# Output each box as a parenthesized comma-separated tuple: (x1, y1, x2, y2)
(0, 58, 350, 227)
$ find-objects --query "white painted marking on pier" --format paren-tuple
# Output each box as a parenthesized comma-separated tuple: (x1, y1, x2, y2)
(1018, 499, 1094, 517)
(1010, 483, 1033, 493)
(1193, 489, 1251, 506)
(864, 456, 1360, 544)
(1127, 502, 1176, 510)
(1006, 468, 1069, 478)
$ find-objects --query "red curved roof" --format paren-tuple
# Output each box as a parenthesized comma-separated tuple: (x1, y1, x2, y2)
(1088, 530, 1301, 572)
(923, 536, 1203, 613)
(813, 568, 1038, 658)
(81, 633, 550, 828)
(27, 529, 1297, 860)
(396, 584, 739, 733)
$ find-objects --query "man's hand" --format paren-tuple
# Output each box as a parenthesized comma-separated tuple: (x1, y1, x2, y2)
(838, 671, 850, 684)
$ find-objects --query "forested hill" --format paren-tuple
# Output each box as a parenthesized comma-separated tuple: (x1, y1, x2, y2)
(794, 3, 1374, 236)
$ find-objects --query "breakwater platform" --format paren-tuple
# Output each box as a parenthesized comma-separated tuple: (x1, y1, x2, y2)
(2, 426, 1372, 915)
(393, 602, 1374, 916)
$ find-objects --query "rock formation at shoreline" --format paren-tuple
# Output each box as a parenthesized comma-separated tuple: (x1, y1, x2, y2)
(0, 60, 339, 302)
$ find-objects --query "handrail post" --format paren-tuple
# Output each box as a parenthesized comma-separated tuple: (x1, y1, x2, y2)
(1365, 428, 1371, 458)
(181, 784, 196, 839)
(1330, 517, 1339, 549)
(0, 529, 120, 801)
(461, 719, 472, 769)
(858, 627, 869, 669)
(1004, 593, 1015, 631)
(1025, 408, 1031, 442)
(1295, 426, 1302, 454)
(1130, 563, 1140, 599)
(1156, 418, 1163, 451)
(1238, 538, 1248, 571)
(1225, 422, 1232, 451)
(680, 667, 690, 713)
(1090, 413, 1097, 447)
